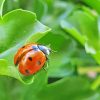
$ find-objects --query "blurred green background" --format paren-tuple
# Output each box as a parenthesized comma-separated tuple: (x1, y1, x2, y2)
(0, 0, 100, 100)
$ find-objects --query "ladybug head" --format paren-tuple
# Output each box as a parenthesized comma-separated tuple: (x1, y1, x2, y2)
(38, 45, 51, 55)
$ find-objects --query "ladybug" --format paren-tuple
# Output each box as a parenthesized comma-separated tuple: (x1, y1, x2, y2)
(14, 43, 51, 76)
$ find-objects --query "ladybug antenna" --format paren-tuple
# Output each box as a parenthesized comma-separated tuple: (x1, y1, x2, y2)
(46, 44, 57, 53)
(46, 44, 51, 48)
(50, 49, 57, 53)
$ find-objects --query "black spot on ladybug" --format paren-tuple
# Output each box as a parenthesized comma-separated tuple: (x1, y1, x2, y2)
(28, 57, 32, 61)
(22, 46, 25, 48)
(25, 69, 30, 74)
(37, 61, 41, 65)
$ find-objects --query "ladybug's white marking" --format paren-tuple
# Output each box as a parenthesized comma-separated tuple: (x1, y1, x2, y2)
(32, 45, 39, 51)
(38, 45, 50, 55)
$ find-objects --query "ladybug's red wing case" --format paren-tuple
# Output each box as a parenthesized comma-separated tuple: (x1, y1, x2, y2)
(14, 43, 51, 76)
(18, 50, 46, 75)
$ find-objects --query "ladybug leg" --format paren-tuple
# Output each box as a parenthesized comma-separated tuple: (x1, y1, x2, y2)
(45, 62, 49, 69)
(15, 58, 20, 66)
(46, 56, 50, 67)
(46, 56, 49, 61)
(42, 62, 49, 72)
(43, 67, 47, 72)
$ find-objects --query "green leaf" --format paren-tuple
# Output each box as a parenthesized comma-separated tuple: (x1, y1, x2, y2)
(3, 0, 47, 20)
(18, 69, 47, 100)
(0, 9, 51, 84)
(82, 0, 100, 14)
(36, 77, 98, 100)
(26, 0, 47, 20)
(0, 0, 5, 16)
(61, 9, 100, 64)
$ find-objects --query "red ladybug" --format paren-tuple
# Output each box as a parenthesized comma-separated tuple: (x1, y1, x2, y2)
(14, 43, 51, 76)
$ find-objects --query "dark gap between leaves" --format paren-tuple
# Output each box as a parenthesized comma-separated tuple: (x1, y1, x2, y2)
(48, 77, 62, 84)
